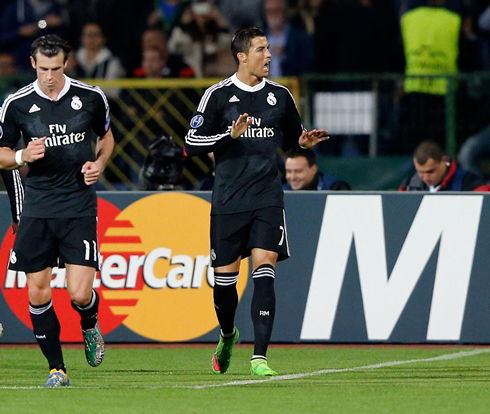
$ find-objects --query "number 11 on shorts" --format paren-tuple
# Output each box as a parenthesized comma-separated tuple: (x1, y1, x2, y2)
(83, 239, 97, 261)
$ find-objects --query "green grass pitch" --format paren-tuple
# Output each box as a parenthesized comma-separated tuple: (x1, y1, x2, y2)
(0, 345, 489, 413)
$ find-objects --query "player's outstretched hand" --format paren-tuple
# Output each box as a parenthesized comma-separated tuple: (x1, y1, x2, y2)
(81, 161, 101, 186)
(231, 113, 253, 139)
(23, 137, 46, 162)
(298, 129, 329, 149)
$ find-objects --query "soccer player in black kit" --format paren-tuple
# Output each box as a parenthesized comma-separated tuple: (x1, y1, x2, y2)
(185, 27, 328, 376)
(0, 35, 114, 387)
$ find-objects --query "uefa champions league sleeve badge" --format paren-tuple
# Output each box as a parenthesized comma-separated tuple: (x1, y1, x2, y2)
(190, 115, 204, 128)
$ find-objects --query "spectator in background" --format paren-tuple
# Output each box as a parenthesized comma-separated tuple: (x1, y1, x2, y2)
(399, 140, 490, 191)
(168, 1, 234, 77)
(401, 0, 478, 43)
(457, 123, 490, 176)
(0, 0, 69, 72)
(216, 0, 266, 31)
(284, 150, 351, 190)
(142, 27, 168, 51)
(288, 0, 325, 35)
(134, 28, 195, 78)
(139, 48, 177, 78)
(75, 22, 125, 81)
(398, 0, 463, 154)
(0, 52, 16, 78)
(264, 0, 315, 77)
(147, 0, 192, 34)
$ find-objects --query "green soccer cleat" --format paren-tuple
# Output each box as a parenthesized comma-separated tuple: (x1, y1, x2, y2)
(212, 328, 239, 374)
(44, 369, 70, 387)
(82, 322, 105, 367)
(250, 359, 278, 376)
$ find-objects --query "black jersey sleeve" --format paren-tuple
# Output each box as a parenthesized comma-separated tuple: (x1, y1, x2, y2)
(280, 90, 305, 151)
(184, 89, 233, 157)
(0, 103, 21, 149)
(0, 169, 23, 222)
(91, 87, 111, 137)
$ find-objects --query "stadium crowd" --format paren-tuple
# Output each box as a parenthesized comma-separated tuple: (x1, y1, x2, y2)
(3, 0, 490, 78)
(2, 0, 490, 190)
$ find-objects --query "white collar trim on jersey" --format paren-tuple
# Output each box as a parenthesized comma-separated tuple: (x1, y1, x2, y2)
(34, 75, 72, 101)
(231, 73, 266, 92)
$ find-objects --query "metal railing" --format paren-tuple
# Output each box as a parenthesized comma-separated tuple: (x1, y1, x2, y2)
(300, 72, 490, 158)
(80, 78, 300, 190)
(2, 73, 490, 189)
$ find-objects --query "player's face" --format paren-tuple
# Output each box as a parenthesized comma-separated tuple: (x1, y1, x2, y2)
(414, 157, 448, 187)
(31, 51, 67, 94)
(244, 36, 271, 79)
(285, 156, 318, 190)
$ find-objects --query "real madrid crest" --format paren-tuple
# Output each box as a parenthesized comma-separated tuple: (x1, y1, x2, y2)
(267, 92, 277, 106)
(71, 96, 83, 110)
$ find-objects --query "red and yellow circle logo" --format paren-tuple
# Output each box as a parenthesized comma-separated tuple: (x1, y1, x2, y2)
(0, 193, 249, 341)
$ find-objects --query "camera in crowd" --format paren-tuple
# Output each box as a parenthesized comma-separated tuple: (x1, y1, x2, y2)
(139, 135, 183, 190)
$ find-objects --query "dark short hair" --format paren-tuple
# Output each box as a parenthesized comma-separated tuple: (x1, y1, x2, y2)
(231, 27, 266, 65)
(82, 21, 105, 36)
(413, 140, 445, 164)
(31, 35, 71, 63)
(285, 149, 317, 167)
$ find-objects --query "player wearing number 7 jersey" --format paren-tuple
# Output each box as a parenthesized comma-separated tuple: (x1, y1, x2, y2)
(0, 35, 114, 387)
(185, 27, 328, 376)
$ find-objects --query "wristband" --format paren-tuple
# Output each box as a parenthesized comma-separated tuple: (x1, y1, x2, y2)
(15, 150, 27, 166)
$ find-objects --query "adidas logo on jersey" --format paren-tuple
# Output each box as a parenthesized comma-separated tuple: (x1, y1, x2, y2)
(29, 104, 41, 113)
(229, 95, 240, 102)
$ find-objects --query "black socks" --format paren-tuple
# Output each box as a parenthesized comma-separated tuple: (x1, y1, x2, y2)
(71, 290, 99, 331)
(251, 264, 276, 358)
(29, 300, 65, 372)
(213, 272, 239, 335)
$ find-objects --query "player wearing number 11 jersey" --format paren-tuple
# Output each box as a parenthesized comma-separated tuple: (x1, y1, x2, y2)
(0, 35, 114, 387)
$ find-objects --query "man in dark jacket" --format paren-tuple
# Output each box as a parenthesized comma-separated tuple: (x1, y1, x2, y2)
(283, 149, 350, 191)
(399, 140, 490, 191)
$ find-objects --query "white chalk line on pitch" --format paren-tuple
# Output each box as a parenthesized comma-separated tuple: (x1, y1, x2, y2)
(178, 348, 490, 389)
(1, 348, 489, 390)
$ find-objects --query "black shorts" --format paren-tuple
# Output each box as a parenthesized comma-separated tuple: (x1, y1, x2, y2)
(210, 206, 290, 268)
(9, 216, 100, 273)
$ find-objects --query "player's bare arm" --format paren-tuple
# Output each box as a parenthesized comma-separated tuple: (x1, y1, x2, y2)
(81, 128, 115, 186)
(0, 138, 46, 169)
(298, 129, 330, 149)
(231, 113, 253, 139)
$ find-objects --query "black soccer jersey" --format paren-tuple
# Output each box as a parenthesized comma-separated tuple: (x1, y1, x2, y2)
(0, 75, 110, 218)
(185, 74, 304, 214)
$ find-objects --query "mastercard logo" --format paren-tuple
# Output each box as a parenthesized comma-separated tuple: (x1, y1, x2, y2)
(0, 193, 249, 342)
